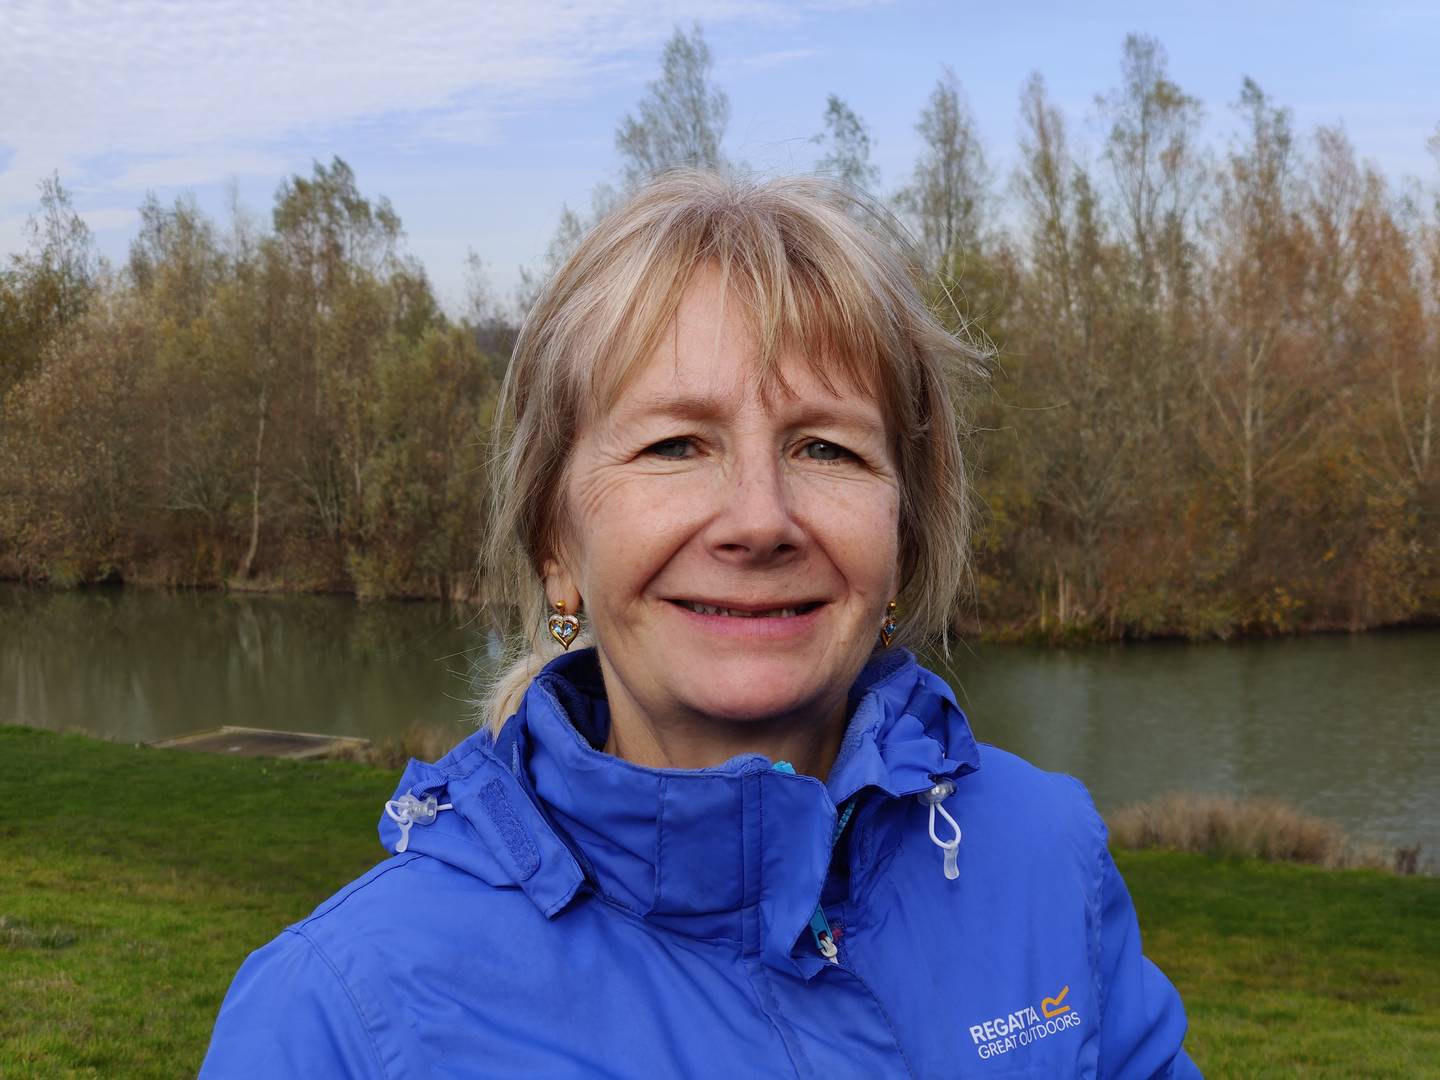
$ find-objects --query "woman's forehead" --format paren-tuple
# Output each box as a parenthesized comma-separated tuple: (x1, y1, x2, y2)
(590, 289, 885, 417)
(645, 339, 873, 401)
(593, 342, 887, 430)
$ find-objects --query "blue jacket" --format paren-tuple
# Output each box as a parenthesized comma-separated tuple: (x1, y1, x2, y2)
(201, 648, 1200, 1078)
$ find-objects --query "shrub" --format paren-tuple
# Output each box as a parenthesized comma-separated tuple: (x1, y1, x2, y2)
(1106, 793, 1416, 872)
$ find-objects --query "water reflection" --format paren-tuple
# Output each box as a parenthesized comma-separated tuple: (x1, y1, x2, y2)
(930, 634, 1440, 853)
(3, 583, 1435, 852)
(0, 584, 490, 746)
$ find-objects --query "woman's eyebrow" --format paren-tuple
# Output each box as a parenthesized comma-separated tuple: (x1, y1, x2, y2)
(623, 392, 733, 422)
(621, 394, 885, 438)
(780, 403, 887, 439)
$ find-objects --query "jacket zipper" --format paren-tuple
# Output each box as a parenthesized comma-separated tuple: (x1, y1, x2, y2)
(809, 906, 839, 962)
(772, 761, 855, 964)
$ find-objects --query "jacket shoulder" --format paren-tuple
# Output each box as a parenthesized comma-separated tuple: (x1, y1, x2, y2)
(201, 926, 390, 1077)
(948, 743, 1110, 877)
(295, 848, 545, 957)
(205, 851, 551, 1076)
(298, 851, 431, 924)
(967, 743, 1105, 828)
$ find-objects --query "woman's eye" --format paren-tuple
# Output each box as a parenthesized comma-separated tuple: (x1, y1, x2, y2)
(802, 440, 854, 462)
(646, 437, 693, 460)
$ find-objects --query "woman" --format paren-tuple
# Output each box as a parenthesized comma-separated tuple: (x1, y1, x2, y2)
(202, 171, 1200, 1078)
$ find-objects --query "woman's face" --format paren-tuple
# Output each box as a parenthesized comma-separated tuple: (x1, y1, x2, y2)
(551, 266, 901, 741)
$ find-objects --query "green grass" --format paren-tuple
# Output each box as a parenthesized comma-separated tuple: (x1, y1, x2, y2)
(1118, 852, 1440, 1077)
(3, 726, 1438, 1078)
(0, 726, 388, 1078)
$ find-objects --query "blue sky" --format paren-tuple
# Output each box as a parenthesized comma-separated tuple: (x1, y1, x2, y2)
(3, 0, 1436, 311)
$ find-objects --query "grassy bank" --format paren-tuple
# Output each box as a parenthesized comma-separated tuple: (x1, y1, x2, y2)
(3, 727, 1437, 1078)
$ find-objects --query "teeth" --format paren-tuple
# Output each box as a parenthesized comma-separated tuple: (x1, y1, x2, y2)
(683, 602, 801, 618)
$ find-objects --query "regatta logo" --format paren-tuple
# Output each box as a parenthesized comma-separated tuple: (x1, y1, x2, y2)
(968, 985, 1082, 1061)
(1040, 986, 1071, 1018)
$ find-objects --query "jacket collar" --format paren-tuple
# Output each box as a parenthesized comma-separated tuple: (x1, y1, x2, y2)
(380, 648, 979, 977)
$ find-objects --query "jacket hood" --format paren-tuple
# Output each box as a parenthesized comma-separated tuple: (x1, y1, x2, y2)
(378, 647, 980, 977)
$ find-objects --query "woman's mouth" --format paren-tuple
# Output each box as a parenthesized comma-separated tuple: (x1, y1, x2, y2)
(669, 599, 824, 619)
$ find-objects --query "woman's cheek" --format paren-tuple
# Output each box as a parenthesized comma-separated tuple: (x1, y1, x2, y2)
(574, 478, 700, 585)
(811, 480, 900, 590)
(567, 463, 626, 526)
(800, 473, 900, 532)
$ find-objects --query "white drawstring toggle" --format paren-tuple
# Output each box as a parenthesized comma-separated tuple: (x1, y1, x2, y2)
(918, 781, 961, 881)
(384, 793, 453, 854)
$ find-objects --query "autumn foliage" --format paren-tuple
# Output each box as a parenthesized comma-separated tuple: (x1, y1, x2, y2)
(1, 35, 1436, 637)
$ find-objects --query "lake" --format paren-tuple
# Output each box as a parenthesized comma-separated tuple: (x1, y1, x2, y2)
(4, 583, 1436, 855)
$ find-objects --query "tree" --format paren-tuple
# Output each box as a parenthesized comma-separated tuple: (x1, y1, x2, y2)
(272, 157, 401, 301)
(129, 193, 225, 321)
(1197, 79, 1313, 539)
(615, 24, 729, 189)
(463, 251, 518, 373)
(1304, 127, 1367, 367)
(1340, 150, 1434, 501)
(1015, 171, 1141, 599)
(269, 158, 407, 546)
(23, 173, 96, 328)
(896, 67, 988, 272)
(0, 174, 98, 402)
(352, 324, 495, 599)
(812, 94, 879, 193)
(1095, 35, 1205, 461)
(1410, 134, 1440, 495)
(128, 194, 239, 537)
(524, 26, 729, 311)
(0, 291, 152, 582)
(1013, 73, 1076, 322)
(1097, 34, 1204, 306)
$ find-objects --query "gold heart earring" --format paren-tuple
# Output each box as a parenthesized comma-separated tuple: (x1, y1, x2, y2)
(879, 600, 898, 648)
(547, 599, 581, 651)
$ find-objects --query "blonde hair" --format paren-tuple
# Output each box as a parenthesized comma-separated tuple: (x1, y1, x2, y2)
(479, 169, 987, 732)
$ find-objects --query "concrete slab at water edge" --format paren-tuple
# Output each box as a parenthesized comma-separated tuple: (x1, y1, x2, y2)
(150, 726, 370, 760)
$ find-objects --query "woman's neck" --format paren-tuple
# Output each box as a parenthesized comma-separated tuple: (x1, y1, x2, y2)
(601, 694, 848, 779)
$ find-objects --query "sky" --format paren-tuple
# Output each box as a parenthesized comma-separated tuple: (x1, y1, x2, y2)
(3, 0, 1437, 311)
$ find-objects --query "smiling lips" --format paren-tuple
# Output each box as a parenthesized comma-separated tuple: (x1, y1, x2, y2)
(671, 599, 824, 619)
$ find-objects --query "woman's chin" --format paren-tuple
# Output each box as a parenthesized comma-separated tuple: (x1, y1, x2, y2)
(669, 658, 833, 725)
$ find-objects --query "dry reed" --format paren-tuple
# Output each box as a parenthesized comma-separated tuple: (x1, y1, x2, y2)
(1107, 793, 1423, 874)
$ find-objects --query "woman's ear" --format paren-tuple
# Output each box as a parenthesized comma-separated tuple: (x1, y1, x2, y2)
(542, 556, 583, 614)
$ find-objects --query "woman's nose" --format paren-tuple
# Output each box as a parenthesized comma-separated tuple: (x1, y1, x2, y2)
(702, 452, 805, 564)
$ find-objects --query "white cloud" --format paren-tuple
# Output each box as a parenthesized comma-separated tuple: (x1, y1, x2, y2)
(0, 216, 28, 260)
(80, 207, 140, 234)
(106, 153, 292, 193)
(729, 48, 817, 71)
(0, 0, 853, 218)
